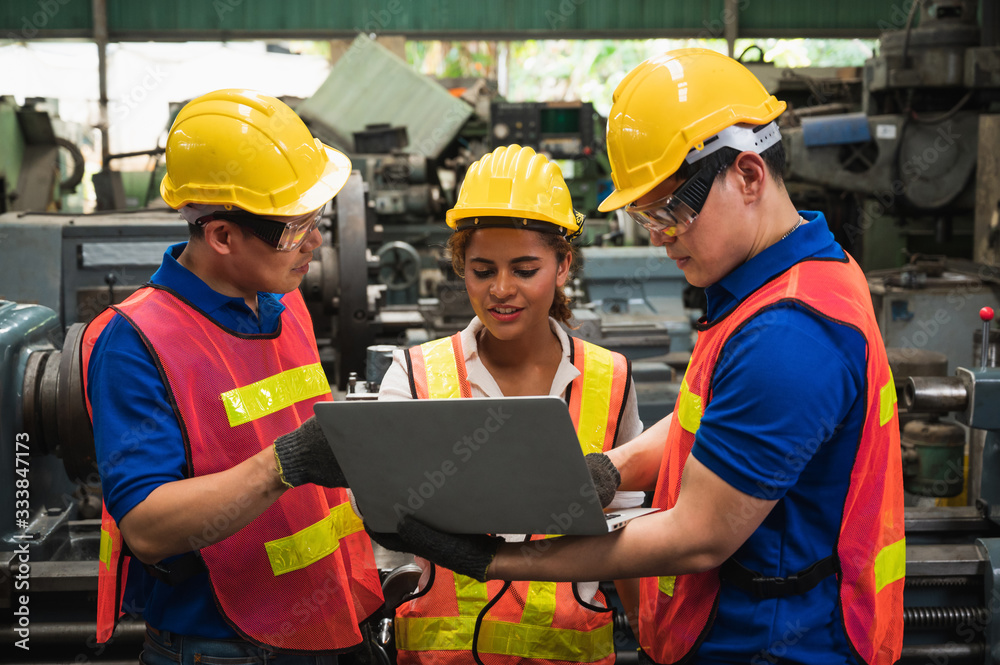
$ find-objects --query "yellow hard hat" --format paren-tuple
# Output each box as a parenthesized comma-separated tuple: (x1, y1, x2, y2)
(446, 145, 584, 238)
(160, 89, 352, 216)
(598, 48, 786, 212)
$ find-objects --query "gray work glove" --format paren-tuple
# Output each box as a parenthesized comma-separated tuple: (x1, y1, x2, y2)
(365, 518, 503, 583)
(273, 416, 348, 488)
(585, 453, 621, 508)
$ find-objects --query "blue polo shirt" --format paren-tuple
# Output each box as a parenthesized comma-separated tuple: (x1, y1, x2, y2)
(88, 242, 288, 638)
(689, 212, 867, 665)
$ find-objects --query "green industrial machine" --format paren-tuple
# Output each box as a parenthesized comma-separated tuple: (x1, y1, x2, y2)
(0, 96, 85, 214)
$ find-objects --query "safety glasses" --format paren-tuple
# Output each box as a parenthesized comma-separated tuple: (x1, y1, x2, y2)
(198, 204, 326, 252)
(625, 165, 724, 237)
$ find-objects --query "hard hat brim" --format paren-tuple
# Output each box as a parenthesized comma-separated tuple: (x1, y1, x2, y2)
(598, 187, 641, 213)
(278, 144, 353, 217)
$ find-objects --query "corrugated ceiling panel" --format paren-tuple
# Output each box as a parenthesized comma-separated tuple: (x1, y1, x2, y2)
(0, 0, 901, 39)
(1, 0, 92, 37)
(102, 1, 722, 34)
(741, 0, 904, 33)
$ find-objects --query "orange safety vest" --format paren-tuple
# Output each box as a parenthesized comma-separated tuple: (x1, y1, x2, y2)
(83, 285, 383, 650)
(395, 332, 631, 665)
(638, 254, 905, 665)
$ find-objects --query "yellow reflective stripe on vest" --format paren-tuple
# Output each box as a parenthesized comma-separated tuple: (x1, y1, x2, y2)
(879, 371, 897, 427)
(330, 501, 364, 538)
(658, 576, 676, 597)
(873, 537, 906, 593)
(454, 572, 490, 615)
(576, 342, 615, 454)
(220, 363, 330, 427)
(676, 378, 704, 434)
(421, 337, 464, 399)
(264, 503, 360, 576)
(99, 528, 113, 569)
(395, 615, 614, 662)
(522, 581, 558, 627)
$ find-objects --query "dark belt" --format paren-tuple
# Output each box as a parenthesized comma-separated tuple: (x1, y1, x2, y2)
(719, 555, 837, 599)
(144, 552, 207, 586)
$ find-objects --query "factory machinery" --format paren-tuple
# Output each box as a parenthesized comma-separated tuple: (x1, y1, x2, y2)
(7, 5, 1000, 660)
(781, 0, 1000, 270)
(8, 194, 1000, 663)
(0, 169, 681, 664)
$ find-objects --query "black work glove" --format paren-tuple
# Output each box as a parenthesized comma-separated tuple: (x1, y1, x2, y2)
(365, 518, 503, 583)
(273, 416, 348, 488)
(585, 452, 621, 508)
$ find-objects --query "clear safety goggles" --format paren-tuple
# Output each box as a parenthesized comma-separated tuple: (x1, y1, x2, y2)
(197, 204, 326, 251)
(625, 122, 783, 237)
(625, 165, 723, 237)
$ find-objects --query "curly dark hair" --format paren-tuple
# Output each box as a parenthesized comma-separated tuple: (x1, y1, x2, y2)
(447, 228, 579, 324)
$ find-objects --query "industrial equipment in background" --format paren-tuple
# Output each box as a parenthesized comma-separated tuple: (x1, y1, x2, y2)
(295, 35, 484, 308)
(10, 12, 1000, 662)
(488, 99, 615, 242)
(0, 172, 387, 392)
(780, 0, 1000, 272)
(0, 96, 86, 214)
(900, 307, 1000, 663)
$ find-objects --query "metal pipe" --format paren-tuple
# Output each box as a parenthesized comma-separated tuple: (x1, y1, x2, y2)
(904, 376, 969, 413)
(981, 310, 993, 369)
(903, 606, 989, 630)
(724, 0, 739, 57)
(0, 619, 144, 643)
(899, 642, 984, 664)
(92, 0, 110, 168)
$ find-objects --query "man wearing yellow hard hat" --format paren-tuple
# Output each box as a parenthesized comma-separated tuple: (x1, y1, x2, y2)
(83, 89, 382, 662)
(371, 49, 905, 665)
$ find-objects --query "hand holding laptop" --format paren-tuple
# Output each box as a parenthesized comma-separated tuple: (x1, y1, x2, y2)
(585, 453, 621, 508)
(366, 518, 503, 583)
(273, 416, 350, 489)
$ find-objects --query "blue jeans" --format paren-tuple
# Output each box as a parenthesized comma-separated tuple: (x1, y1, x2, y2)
(141, 626, 339, 665)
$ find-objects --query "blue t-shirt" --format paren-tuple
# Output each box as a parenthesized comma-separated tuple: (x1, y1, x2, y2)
(88, 242, 288, 638)
(689, 211, 867, 665)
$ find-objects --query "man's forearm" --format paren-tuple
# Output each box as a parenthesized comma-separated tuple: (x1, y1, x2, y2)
(487, 509, 718, 583)
(608, 414, 671, 491)
(488, 453, 777, 584)
(118, 446, 287, 564)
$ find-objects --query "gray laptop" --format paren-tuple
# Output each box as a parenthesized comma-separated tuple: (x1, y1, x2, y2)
(313, 396, 658, 535)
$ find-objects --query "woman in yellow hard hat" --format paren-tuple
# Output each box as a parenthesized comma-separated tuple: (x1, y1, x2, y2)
(378, 144, 643, 665)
